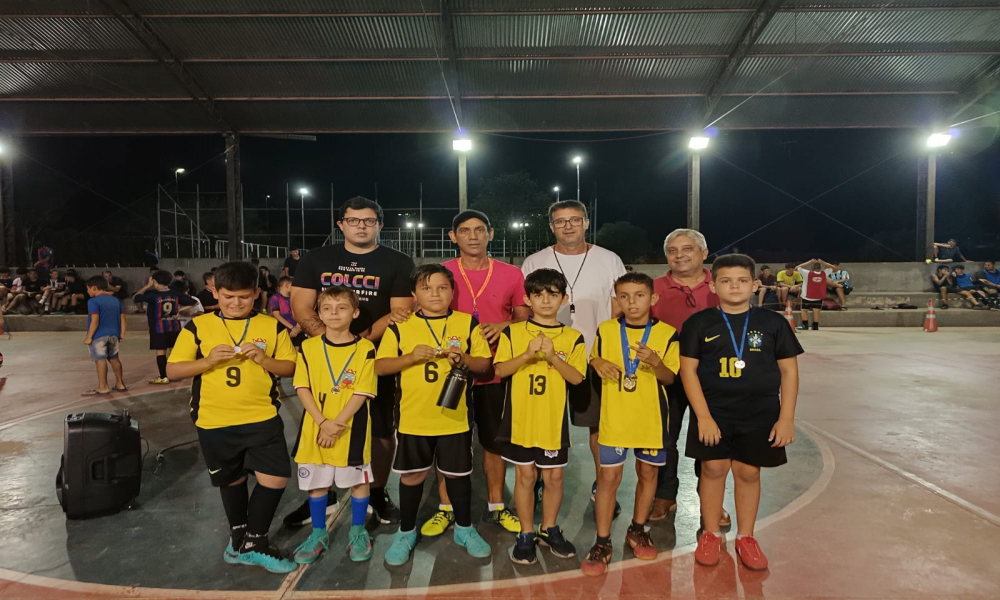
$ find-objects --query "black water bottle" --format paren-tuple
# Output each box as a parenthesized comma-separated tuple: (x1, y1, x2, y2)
(437, 365, 469, 410)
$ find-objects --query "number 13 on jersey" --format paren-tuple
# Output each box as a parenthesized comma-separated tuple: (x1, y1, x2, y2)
(718, 357, 742, 378)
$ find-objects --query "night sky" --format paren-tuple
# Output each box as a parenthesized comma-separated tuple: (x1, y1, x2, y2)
(7, 126, 1000, 266)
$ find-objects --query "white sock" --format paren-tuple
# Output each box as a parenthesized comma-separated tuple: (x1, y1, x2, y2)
(711, 531, 722, 539)
(439, 503, 453, 512)
(736, 534, 748, 540)
(488, 502, 505, 512)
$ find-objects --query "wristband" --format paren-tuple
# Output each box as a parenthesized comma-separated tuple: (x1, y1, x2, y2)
(318, 418, 327, 428)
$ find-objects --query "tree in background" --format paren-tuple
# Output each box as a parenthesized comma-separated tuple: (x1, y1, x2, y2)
(470, 171, 554, 256)
(597, 221, 653, 263)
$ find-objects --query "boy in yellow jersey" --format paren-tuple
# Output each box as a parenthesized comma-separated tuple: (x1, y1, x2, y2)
(167, 261, 298, 574)
(494, 269, 586, 565)
(290, 287, 377, 564)
(374, 264, 493, 565)
(582, 272, 680, 577)
(685, 254, 802, 571)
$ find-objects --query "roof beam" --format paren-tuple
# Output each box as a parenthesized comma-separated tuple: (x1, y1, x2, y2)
(702, 0, 785, 124)
(97, 0, 234, 133)
(437, 0, 464, 127)
(948, 55, 1000, 124)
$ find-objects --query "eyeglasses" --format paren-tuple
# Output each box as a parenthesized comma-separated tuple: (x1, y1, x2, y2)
(551, 216, 585, 227)
(682, 288, 696, 308)
(342, 217, 379, 227)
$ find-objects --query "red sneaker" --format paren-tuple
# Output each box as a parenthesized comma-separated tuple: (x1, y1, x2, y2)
(734, 536, 769, 571)
(694, 531, 721, 566)
(581, 542, 613, 576)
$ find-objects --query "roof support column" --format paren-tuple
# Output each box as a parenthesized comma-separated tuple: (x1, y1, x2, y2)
(687, 153, 701, 231)
(225, 133, 243, 262)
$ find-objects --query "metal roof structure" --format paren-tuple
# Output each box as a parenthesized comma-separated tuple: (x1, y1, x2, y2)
(2, 1, 999, 134)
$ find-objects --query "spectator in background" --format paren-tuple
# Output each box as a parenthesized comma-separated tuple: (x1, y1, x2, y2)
(103, 270, 129, 301)
(8, 268, 45, 313)
(819, 259, 851, 309)
(134, 266, 159, 313)
(933, 239, 968, 263)
(40, 268, 66, 313)
(3, 268, 27, 312)
(173, 270, 197, 295)
(0, 267, 13, 307)
(169, 279, 204, 327)
(756, 265, 778, 309)
(796, 259, 827, 330)
(82, 275, 127, 396)
(269, 276, 303, 348)
(775, 262, 802, 307)
(34, 245, 54, 274)
(974, 260, 999, 308)
(196, 272, 219, 312)
(931, 265, 957, 309)
(952, 265, 989, 309)
(54, 269, 87, 314)
(282, 249, 301, 278)
(133, 270, 198, 384)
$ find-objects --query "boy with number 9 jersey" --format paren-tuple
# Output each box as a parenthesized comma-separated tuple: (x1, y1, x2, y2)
(167, 261, 298, 574)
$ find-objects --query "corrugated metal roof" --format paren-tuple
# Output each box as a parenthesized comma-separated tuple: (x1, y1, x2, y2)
(1, 1, 433, 16)
(0, 17, 144, 53)
(710, 93, 957, 128)
(0, 62, 187, 97)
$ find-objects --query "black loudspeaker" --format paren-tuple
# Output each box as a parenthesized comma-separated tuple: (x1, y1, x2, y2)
(56, 409, 142, 519)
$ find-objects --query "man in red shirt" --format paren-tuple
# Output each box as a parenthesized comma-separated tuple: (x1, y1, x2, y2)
(419, 210, 531, 538)
(795, 259, 828, 331)
(649, 229, 728, 525)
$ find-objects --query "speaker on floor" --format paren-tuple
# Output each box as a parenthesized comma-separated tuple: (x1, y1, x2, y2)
(56, 409, 142, 519)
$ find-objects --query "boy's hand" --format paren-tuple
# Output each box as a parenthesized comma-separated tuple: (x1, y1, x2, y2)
(320, 419, 346, 438)
(83, 337, 92, 345)
(630, 342, 661, 367)
(317, 430, 338, 448)
(207, 345, 237, 366)
(447, 350, 466, 367)
(240, 343, 266, 365)
(539, 335, 557, 360)
(525, 334, 544, 356)
(410, 345, 439, 363)
(590, 357, 621, 380)
(698, 417, 722, 446)
(769, 418, 795, 447)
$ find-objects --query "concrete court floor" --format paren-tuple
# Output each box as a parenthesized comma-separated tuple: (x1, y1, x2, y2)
(0, 328, 998, 599)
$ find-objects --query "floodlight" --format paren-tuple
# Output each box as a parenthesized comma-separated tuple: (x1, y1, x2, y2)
(453, 138, 472, 152)
(689, 136, 710, 150)
(299, 187, 309, 195)
(175, 168, 185, 174)
(572, 156, 582, 164)
(926, 133, 951, 148)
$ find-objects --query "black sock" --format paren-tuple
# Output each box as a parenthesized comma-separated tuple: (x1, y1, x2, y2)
(596, 535, 611, 546)
(398, 481, 424, 532)
(369, 485, 386, 514)
(800, 320, 807, 327)
(444, 475, 473, 528)
(219, 479, 249, 530)
(629, 520, 644, 531)
(812, 322, 819, 330)
(246, 483, 285, 537)
(156, 355, 167, 378)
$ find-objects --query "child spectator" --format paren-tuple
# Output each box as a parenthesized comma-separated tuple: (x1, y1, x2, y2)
(775, 262, 802, 307)
(931, 265, 957, 308)
(170, 279, 205, 327)
(133, 270, 198, 384)
(795, 260, 827, 330)
(756, 265, 778, 309)
(82, 275, 127, 396)
(684, 254, 802, 571)
(197, 272, 219, 313)
(822, 259, 852, 309)
(374, 264, 493, 566)
(133, 266, 159, 313)
(8, 268, 44, 313)
(582, 272, 680, 576)
(269, 276, 303, 348)
(54, 270, 88, 314)
(166, 261, 298, 573)
(40, 268, 65, 313)
(174, 270, 198, 296)
(494, 269, 586, 565)
(290, 287, 377, 564)
(258, 265, 277, 312)
(0, 267, 14, 307)
(3, 268, 27, 312)
(952, 265, 989, 309)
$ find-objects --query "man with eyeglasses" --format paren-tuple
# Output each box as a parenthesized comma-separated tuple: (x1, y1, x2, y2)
(521, 200, 627, 515)
(648, 229, 727, 526)
(286, 196, 416, 528)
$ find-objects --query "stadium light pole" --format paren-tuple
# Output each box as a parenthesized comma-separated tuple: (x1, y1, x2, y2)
(572, 156, 582, 202)
(919, 132, 951, 261)
(687, 135, 709, 230)
(453, 133, 472, 212)
(299, 187, 309, 251)
(553, 186, 560, 201)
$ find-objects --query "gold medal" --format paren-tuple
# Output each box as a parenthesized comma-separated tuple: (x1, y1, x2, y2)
(623, 374, 638, 391)
(332, 385, 340, 394)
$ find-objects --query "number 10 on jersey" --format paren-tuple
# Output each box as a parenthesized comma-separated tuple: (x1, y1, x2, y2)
(718, 357, 743, 378)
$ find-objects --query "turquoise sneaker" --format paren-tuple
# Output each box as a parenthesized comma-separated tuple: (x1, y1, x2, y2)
(293, 528, 330, 564)
(223, 538, 240, 564)
(348, 524, 374, 562)
(454, 525, 491, 559)
(237, 543, 297, 574)
(385, 529, 418, 566)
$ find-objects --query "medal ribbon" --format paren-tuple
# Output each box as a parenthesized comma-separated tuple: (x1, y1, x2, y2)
(620, 318, 653, 379)
(323, 337, 358, 393)
(719, 308, 750, 365)
(218, 313, 252, 350)
(456, 258, 494, 319)
(419, 310, 449, 349)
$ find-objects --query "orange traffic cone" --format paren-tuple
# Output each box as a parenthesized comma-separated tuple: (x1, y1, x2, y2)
(784, 301, 796, 331)
(923, 300, 938, 332)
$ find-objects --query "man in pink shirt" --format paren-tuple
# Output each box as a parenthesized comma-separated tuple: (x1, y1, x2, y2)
(649, 229, 729, 526)
(420, 210, 531, 538)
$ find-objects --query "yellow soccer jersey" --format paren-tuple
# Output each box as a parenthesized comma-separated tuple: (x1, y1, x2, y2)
(375, 310, 492, 436)
(494, 321, 587, 450)
(591, 318, 680, 449)
(292, 335, 377, 467)
(170, 312, 296, 429)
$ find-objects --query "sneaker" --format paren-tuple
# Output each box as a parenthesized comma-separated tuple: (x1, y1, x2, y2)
(720, 510, 732, 528)
(649, 498, 676, 521)
(735, 536, 769, 571)
(795, 325, 808, 331)
(580, 541, 613, 577)
(486, 507, 521, 533)
(590, 481, 622, 519)
(238, 542, 297, 574)
(420, 509, 455, 537)
(385, 529, 418, 566)
(694, 531, 721, 567)
(148, 377, 170, 385)
(536, 525, 576, 558)
(347, 524, 374, 562)
(372, 494, 401, 525)
(293, 529, 330, 564)
(223, 538, 241, 564)
(940, 302, 949, 309)
(624, 524, 657, 560)
(283, 494, 339, 528)
(510, 532, 537, 565)
(454, 524, 491, 558)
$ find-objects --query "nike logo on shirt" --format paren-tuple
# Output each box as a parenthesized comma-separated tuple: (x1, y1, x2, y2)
(704, 335, 721, 342)
(209, 468, 222, 475)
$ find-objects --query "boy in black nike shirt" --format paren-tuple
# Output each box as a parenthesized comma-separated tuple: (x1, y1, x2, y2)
(681, 254, 802, 572)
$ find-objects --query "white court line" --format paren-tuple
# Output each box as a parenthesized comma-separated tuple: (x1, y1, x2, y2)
(277, 500, 350, 599)
(799, 419, 1000, 528)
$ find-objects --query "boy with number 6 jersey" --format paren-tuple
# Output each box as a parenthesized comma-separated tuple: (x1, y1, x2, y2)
(494, 269, 587, 565)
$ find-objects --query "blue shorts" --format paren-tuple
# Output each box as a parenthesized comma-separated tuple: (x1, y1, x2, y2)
(598, 444, 666, 467)
(89, 335, 120, 361)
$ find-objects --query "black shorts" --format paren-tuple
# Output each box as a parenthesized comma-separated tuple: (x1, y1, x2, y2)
(568, 367, 601, 428)
(393, 430, 473, 476)
(370, 374, 396, 440)
(196, 416, 292, 486)
(502, 443, 568, 468)
(801, 298, 823, 310)
(933, 283, 958, 294)
(472, 383, 505, 453)
(684, 406, 787, 468)
(149, 330, 180, 350)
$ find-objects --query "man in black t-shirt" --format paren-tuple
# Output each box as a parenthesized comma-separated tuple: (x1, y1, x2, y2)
(286, 196, 415, 527)
(933, 239, 968, 263)
(102, 270, 129, 301)
(282, 249, 301, 278)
